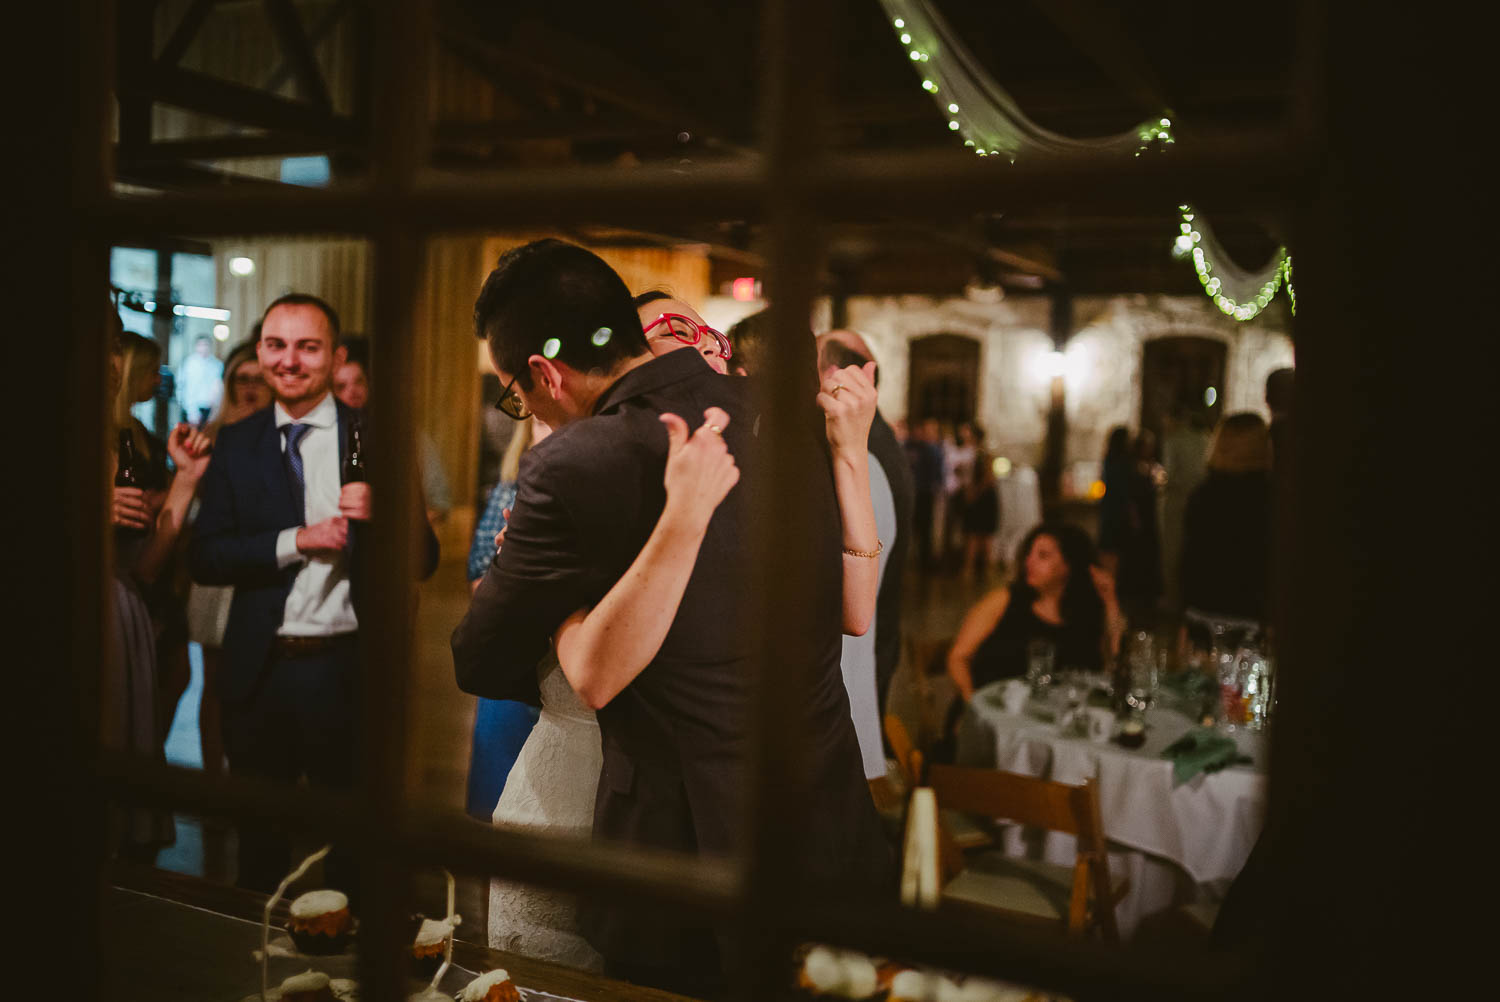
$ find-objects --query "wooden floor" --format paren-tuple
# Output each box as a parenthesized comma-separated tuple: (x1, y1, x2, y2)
(153, 541, 1004, 930)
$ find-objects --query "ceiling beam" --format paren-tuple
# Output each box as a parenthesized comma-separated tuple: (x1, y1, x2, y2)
(264, 0, 350, 95)
(156, 0, 219, 69)
(261, 0, 333, 110)
(139, 64, 359, 140)
(1020, 0, 1171, 114)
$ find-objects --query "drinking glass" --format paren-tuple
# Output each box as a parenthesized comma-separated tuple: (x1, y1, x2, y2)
(1026, 638, 1056, 695)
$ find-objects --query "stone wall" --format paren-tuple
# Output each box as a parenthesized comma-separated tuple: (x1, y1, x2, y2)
(844, 293, 1294, 469)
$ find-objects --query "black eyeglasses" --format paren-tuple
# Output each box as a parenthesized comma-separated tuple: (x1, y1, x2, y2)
(494, 371, 532, 420)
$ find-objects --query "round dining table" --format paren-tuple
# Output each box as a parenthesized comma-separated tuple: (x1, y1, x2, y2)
(955, 680, 1266, 939)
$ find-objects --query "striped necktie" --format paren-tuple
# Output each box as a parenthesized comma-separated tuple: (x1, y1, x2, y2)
(282, 422, 311, 519)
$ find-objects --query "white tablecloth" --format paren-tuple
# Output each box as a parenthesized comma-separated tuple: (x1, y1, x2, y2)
(956, 682, 1267, 938)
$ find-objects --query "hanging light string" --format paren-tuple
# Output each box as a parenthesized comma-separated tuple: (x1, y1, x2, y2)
(1174, 204, 1294, 321)
(877, 0, 1173, 161)
(878, 1, 1293, 320)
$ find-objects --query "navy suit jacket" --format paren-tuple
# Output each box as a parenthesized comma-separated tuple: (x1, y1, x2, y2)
(189, 398, 438, 704)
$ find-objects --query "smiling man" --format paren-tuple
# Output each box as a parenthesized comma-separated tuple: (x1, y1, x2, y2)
(189, 292, 436, 894)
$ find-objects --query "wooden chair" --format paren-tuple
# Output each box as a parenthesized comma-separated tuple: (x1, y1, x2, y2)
(923, 763, 1129, 942)
(884, 714, 994, 852)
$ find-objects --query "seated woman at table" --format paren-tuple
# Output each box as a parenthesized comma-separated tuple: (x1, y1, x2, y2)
(946, 523, 1125, 699)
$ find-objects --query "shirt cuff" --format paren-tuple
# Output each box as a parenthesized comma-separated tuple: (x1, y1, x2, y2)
(276, 528, 304, 569)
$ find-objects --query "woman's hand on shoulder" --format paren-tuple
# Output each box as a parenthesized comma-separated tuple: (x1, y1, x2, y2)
(659, 406, 740, 534)
(817, 361, 878, 459)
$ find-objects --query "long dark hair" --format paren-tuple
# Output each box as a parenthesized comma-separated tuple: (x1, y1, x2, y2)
(1009, 523, 1105, 641)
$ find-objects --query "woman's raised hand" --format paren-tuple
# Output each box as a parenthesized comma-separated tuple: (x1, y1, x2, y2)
(817, 360, 878, 458)
(167, 422, 212, 480)
(660, 406, 740, 533)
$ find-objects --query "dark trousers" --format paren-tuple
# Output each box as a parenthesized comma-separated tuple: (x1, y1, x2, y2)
(224, 636, 359, 895)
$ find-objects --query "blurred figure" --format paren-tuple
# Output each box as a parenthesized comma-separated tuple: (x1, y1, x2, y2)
(1265, 367, 1294, 469)
(1160, 405, 1212, 610)
(334, 335, 453, 525)
(1180, 413, 1274, 640)
(107, 316, 214, 859)
(942, 421, 979, 565)
(959, 448, 1000, 582)
(725, 307, 773, 378)
(905, 417, 944, 570)
(1098, 426, 1163, 618)
(947, 524, 1124, 699)
(463, 416, 549, 821)
(182, 343, 271, 776)
(115, 331, 169, 489)
(178, 335, 224, 428)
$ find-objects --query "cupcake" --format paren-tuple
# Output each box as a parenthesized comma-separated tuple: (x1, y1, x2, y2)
(277, 970, 337, 1002)
(410, 917, 450, 977)
(887, 969, 962, 1002)
(797, 945, 880, 999)
(456, 969, 521, 1002)
(286, 890, 351, 955)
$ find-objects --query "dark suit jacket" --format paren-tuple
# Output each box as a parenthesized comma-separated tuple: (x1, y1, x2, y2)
(189, 397, 438, 704)
(869, 411, 913, 714)
(452, 348, 891, 967)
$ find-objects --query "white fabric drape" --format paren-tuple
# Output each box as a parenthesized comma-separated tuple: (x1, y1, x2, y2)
(875, 0, 1169, 160)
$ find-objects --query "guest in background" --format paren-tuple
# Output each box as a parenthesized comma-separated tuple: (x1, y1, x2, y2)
(1160, 405, 1212, 610)
(959, 448, 1000, 582)
(182, 342, 271, 776)
(1180, 413, 1274, 633)
(333, 335, 453, 526)
(107, 320, 214, 859)
(947, 524, 1124, 699)
(941, 421, 978, 565)
(905, 417, 944, 570)
(725, 307, 772, 378)
(1265, 368, 1294, 467)
(1098, 426, 1163, 618)
(463, 416, 548, 821)
(817, 330, 915, 720)
(115, 331, 169, 490)
(475, 372, 518, 509)
(178, 335, 224, 428)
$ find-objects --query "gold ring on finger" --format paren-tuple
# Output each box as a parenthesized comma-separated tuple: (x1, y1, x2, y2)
(707, 424, 723, 436)
(830, 384, 844, 397)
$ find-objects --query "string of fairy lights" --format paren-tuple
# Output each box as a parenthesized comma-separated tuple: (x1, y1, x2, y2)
(882, 7, 1294, 322)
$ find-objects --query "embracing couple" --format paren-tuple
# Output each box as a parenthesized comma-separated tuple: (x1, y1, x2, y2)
(451, 240, 892, 996)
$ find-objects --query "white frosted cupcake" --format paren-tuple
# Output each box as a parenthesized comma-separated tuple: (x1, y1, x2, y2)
(286, 890, 351, 955)
(456, 969, 520, 1002)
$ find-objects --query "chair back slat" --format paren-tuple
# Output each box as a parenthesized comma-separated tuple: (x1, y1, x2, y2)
(926, 763, 1082, 835)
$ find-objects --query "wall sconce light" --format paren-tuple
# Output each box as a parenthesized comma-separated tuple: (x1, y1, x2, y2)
(229, 256, 255, 277)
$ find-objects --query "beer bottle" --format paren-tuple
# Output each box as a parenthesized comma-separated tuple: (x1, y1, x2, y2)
(115, 429, 147, 538)
(343, 415, 366, 483)
(115, 429, 141, 488)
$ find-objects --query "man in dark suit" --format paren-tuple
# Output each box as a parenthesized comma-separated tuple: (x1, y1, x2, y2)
(189, 293, 436, 893)
(452, 240, 890, 994)
(817, 330, 915, 719)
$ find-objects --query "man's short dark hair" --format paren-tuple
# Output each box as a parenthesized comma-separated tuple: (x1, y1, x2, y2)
(474, 239, 648, 389)
(726, 308, 774, 378)
(262, 292, 341, 343)
(817, 339, 878, 386)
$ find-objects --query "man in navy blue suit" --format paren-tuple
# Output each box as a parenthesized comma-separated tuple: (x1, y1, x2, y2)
(190, 293, 434, 892)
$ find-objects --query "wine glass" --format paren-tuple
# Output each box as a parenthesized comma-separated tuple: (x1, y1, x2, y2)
(1026, 638, 1056, 695)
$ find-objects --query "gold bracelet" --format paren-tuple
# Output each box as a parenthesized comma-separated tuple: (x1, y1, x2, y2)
(842, 540, 883, 559)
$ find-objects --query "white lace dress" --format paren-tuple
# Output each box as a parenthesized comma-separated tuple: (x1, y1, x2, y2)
(488, 655, 605, 971)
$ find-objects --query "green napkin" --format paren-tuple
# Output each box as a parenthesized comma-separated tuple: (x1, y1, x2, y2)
(1162, 728, 1252, 784)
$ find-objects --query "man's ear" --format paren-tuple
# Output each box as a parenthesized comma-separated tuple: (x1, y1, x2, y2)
(333, 344, 348, 367)
(528, 355, 562, 399)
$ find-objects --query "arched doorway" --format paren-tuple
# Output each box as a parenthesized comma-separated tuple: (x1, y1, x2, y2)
(907, 333, 980, 426)
(1140, 335, 1227, 445)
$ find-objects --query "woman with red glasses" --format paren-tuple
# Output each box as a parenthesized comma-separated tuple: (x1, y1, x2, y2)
(633, 291, 733, 375)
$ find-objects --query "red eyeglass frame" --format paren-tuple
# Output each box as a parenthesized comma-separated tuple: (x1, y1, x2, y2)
(643, 312, 733, 361)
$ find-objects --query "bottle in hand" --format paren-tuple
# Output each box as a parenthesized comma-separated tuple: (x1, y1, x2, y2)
(343, 415, 366, 483)
(115, 429, 147, 538)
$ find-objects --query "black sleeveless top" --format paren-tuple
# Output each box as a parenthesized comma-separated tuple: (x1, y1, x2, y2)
(970, 590, 1102, 690)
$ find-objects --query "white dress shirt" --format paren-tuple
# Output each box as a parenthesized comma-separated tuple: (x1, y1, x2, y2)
(273, 391, 359, 637)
